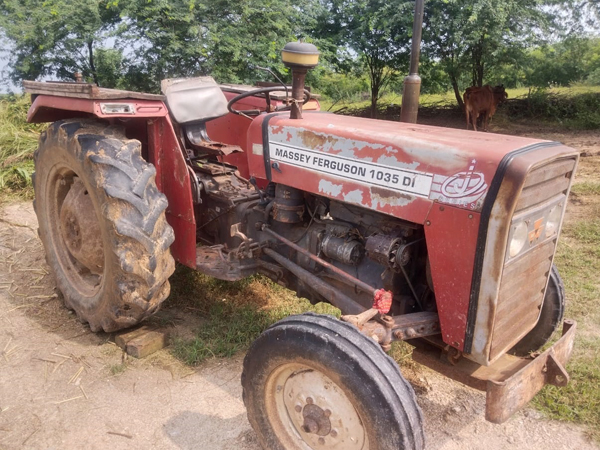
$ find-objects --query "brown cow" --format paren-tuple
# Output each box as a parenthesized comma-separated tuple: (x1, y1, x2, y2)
(463, 84, 508, 132)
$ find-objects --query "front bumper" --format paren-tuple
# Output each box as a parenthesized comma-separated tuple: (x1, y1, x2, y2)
(412, 319, 576, 423)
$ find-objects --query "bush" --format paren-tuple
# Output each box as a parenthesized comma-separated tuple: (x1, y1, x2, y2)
(314, 72, 369, 106)
(585, 68, 600, 86)
(504, 88, 600, 129)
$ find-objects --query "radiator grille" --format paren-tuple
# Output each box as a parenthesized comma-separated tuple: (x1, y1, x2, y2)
(489, 157, 576, 360)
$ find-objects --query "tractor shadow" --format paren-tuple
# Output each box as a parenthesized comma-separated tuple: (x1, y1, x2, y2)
(164, 410, 261, 450)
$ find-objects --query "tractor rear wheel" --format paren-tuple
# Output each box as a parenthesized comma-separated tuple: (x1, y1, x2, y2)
(32, 119, 175, 332)
(242, 313, 425, 450)
(510, 264, 565, 356)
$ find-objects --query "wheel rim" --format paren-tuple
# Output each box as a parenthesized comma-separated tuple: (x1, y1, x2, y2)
(265, 362, 369, 450)
(45, 163, 105, 298)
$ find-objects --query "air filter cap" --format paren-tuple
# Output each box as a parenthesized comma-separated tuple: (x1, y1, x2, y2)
(282, 42, 320, 68)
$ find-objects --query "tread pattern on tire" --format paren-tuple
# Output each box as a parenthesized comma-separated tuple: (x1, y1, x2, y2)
(242, 313, 425, 450)
(33, 119, 175, 332)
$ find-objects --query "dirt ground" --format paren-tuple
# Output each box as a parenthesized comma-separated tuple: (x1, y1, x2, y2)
(1, 126, 599, 450)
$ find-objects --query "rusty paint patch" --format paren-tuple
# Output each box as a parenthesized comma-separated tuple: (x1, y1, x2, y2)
(370, 186, 413, 209)
(297, 129, 341, 151)
(278, 126, 374, 162)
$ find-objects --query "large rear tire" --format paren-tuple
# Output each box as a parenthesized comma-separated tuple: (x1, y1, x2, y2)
(32, 119, 175, 332)
(510, 264, 565, 356)
(242, 313, 425, 450)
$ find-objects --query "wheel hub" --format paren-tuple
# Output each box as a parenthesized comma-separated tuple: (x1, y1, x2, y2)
(302, 402, 331, 436)
(59, 179, 104, 273)
(269, 363, 368, 449)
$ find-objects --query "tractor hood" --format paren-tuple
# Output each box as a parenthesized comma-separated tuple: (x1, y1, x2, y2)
(247, 112, 574, 225)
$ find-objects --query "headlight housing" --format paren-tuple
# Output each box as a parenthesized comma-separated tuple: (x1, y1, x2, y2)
(545, 204, 562, 238)
(509, 221, 529, 258)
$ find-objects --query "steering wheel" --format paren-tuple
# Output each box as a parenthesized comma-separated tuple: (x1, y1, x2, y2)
(227, 86, 312, 116)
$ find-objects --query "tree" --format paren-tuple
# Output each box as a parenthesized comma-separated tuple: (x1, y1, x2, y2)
(423, 0, 569, 108)
(314, 0, 413, 117)
(105, 0, 313, 92)
(0, 0, 121, 86)
(115, 0, 206, 92)
(525, 36, 600, 87)
(0, 0, 316, 92)
(198, 0, 312, 84)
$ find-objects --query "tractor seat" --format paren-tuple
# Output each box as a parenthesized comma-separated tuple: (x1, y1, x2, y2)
(161, 77, 242, 156)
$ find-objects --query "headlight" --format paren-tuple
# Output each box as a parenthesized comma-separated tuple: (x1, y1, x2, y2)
(545, 205, 562, 238)
(509, 221, 528, 257)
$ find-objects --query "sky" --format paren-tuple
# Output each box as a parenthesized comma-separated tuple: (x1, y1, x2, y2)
(0, 38, 19, 93)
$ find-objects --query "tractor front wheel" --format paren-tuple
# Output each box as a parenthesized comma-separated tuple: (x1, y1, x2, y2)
(242, 313, 425, 450)
(32, 119, 175, 332)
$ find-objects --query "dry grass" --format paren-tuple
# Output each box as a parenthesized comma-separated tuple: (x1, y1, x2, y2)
(0, 95, 44, 202)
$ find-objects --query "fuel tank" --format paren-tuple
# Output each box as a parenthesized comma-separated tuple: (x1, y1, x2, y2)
(246, 112, 571, 224)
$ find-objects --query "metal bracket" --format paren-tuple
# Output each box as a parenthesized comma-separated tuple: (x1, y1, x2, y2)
(545, 352, 569, 387)
(340, 308, 379, 329)
(346, 311, 440, 353)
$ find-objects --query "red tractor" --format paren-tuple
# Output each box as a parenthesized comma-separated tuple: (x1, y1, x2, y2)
(25, 42, 577, 450)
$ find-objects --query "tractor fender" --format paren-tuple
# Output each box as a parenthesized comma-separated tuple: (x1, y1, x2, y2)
(27, 95, 170, 123)
(27, 95, 197, 268)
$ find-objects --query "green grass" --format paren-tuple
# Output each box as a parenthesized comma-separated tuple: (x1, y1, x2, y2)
(533, 217, 600, 439)
(319, 91, 458, 112)
(109, 363, 128, 376)
(319, 85, 600, 112)
(168, 266, 338, 366)
(533, 341, 600, 440)
(320, 84, 600, 130)
(506, 84, 600, 99)
(0, 95, 44, 201)
(572, 181, 600, 196)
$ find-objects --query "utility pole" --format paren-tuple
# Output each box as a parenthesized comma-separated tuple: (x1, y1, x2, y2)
(400, 0, 425, 123)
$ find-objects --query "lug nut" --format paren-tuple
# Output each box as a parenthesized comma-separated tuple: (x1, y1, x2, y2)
(303, 418, 319, 434)
(318, 437, 325, 445)
(295, 405, 302, 413)
(330, 429, 338, 438)
(306, 397, 313, 405)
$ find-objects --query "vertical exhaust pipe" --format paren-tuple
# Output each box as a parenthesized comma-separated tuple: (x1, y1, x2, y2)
(281, 42, 320, 119)
(400, 0, 425, 124)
